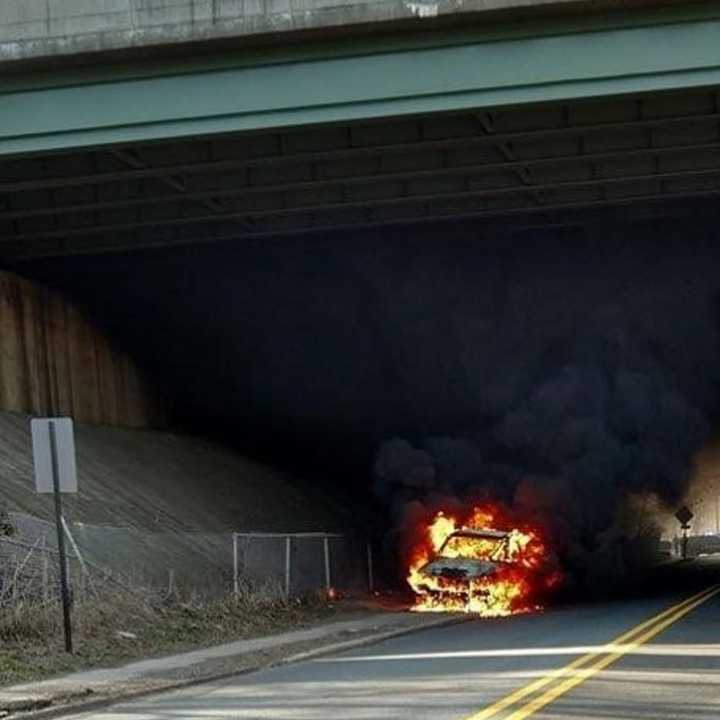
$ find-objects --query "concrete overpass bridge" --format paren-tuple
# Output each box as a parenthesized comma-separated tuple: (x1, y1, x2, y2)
(2, 1, 720, 259)
(4, 14, 720, 720)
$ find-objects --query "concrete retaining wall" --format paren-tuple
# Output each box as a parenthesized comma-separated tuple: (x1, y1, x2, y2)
(0, 272, 164, 428)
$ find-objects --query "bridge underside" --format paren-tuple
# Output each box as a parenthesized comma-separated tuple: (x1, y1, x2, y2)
(2, 5, 720, 259)
(2, 85, 720, 260)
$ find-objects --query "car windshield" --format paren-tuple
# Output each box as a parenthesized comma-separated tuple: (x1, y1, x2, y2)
(439, 533, 509, 562)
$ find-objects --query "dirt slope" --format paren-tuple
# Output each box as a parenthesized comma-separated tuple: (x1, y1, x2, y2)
(0, 411, 337, 532)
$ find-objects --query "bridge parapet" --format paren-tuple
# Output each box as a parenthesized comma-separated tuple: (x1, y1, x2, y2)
(0, 0, 675, 66)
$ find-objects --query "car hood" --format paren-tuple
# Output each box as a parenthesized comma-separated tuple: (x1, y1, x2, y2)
(419, 556, 499, 580)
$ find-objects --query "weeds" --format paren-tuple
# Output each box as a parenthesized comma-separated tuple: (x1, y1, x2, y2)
(0, 569, 333, 687)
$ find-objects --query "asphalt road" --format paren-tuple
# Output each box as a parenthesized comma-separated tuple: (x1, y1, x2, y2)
(71, 559, 720, 720)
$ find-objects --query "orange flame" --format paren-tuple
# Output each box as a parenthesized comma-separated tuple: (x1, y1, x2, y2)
(407, 504, 557, 617)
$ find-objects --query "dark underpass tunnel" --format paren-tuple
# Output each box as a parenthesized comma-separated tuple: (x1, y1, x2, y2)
(13, 213, 720, 599)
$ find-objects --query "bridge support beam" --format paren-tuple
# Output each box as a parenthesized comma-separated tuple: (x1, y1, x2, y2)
(3, 6, 720, 157)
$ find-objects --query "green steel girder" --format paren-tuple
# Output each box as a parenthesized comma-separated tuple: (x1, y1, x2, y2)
(3, 6, 720, 157)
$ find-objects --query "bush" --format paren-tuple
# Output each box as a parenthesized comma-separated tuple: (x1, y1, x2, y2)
(0, 572, 332, 686)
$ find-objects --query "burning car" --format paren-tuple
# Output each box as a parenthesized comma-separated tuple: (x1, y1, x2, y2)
(416, 528, 514, 589)
(407, 507, 556, 616)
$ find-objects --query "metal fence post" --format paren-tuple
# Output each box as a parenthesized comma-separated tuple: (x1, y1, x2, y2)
(285, 536, 292, 600)
(367, 540, 374, 593)
(232, 532, 239, 597)
(42, 537, 49, 602)
(323, 536, 331, 592)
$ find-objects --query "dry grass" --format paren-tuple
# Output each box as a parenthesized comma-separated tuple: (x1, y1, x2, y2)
(0, 577, 335, 687)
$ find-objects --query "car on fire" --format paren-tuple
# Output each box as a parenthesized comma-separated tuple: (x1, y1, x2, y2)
(415, 527, 514, 593)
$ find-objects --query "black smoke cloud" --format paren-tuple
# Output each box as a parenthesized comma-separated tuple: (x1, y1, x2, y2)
(373, 225, 720, 590)
(375, 312, 710, 587)
(16, 215, 720, 584)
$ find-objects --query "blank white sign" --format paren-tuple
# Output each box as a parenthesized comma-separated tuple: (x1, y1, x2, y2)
(31, 418, 77, 494)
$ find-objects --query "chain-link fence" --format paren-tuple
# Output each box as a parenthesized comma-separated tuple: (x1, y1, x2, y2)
(4, 512, 232, 597)
(233, 532, 373, 599)
(0, 531, 114, 609)
(1, 512, 372, 607)
(0, 535, 57, 607)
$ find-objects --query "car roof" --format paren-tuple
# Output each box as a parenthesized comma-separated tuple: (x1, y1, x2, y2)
(446, 528, 510, 540)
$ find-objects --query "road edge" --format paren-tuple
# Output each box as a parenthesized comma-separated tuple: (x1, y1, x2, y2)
(10, 614, 468, 720)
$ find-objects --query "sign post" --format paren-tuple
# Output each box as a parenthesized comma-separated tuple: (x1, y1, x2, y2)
(674, 505, 694, 560)
(31, 418, 77, 654)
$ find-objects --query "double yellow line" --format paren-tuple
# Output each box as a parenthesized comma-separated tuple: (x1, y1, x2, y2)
(464, 584, 720, 720)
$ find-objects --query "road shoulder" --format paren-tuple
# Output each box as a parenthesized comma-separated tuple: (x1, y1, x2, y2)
(0, 610, 464, 720)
